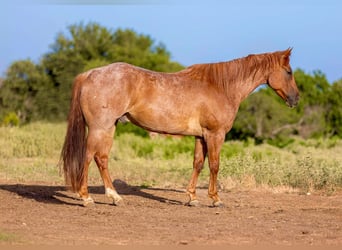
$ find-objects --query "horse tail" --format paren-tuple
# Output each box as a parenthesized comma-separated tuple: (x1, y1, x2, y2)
(60, 72, 89, 193)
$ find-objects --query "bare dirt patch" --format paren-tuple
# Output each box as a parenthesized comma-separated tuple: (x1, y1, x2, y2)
(0, 179, 341, 246)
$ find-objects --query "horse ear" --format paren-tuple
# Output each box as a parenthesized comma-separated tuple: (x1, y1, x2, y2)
(285, 47, 292, 56)
(281, 48, 292, 66)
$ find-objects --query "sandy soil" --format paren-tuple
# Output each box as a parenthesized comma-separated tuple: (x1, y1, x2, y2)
(0, 179, 341, 246)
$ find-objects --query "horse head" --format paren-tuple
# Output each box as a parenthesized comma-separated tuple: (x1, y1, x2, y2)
(267, 48, 299, 108)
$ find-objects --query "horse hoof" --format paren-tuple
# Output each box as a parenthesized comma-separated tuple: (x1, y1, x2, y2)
(186, 200, 200, 207)
(113, 196, 123, 206)
(212, 200, 224, 208)
(83, 197, 95, 207)
(106, 188, 123, 206)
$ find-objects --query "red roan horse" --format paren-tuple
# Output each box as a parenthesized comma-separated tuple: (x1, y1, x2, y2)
(61, 49, 299, 207)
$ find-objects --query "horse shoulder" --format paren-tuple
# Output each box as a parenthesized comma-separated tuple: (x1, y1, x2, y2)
(197, 88, 239, 133)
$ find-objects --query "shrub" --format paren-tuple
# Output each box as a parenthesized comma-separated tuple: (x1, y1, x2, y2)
(2, 112, 20, 127)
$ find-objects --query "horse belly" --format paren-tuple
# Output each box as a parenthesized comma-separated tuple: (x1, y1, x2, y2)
(127, 110, 202, 136)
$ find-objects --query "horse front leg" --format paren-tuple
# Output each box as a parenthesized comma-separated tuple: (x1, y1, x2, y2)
(205, 131, 225, 207)
(186, 137, 207, 206)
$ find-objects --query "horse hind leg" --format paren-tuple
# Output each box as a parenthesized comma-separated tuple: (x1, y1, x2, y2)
(90, 126, 123, 206)
(94, 153, 123, 206)
(77, 141, 96, 206)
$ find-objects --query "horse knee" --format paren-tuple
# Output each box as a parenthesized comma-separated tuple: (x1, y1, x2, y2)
(209, 160, 220, 173)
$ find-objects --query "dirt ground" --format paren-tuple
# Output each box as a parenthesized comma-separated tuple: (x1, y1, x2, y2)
(0, 179, 341, 247)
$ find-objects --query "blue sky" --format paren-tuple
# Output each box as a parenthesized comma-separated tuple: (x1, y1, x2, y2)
(1, 0, 341, 82)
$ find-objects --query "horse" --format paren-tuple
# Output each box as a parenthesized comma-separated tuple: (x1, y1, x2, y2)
(60, 48, 299, 207)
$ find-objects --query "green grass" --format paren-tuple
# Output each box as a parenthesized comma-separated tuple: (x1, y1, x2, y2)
(0, 230, 19, 243)
(0, 122, 341, 193)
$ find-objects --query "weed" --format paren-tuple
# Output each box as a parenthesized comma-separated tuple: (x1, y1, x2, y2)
(0, 230, 18, 243)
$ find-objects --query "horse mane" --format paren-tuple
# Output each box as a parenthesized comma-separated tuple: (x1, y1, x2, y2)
(181, 50, 285, 91)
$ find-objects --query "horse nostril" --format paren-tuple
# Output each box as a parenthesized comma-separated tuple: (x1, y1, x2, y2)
(288, 94, 299, 107)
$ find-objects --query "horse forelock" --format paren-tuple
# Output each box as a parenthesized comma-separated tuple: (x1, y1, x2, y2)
(183, 51, 284, 92)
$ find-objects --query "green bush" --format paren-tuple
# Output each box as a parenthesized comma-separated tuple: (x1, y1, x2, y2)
(116, 122, 149, 138)
(2, 112, 20, 127)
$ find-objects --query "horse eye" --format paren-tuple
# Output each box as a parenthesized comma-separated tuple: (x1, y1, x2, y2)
(286, 68, 292, 75)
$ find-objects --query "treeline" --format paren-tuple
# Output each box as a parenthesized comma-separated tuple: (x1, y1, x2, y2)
(0, 23, 341, 142)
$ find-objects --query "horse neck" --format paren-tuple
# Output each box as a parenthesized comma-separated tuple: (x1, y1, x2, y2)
(229, 66, 269, 102)
(219, 54, 275, 102)
(182, 53, 277, 102)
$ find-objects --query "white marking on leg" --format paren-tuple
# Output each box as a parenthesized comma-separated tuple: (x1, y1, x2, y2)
(105, 187, 123, 205)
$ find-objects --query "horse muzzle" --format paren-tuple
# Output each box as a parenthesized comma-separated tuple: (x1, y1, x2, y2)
(286, 93, 299, 108)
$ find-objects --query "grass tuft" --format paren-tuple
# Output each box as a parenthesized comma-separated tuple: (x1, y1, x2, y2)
(0, 230, 19, 243)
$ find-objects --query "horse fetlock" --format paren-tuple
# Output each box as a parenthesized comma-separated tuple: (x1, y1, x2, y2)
(208, 193, 224, 206)
(186, 189, 200, 206)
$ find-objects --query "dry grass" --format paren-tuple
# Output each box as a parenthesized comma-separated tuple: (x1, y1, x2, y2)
(0, 122, 341, 194)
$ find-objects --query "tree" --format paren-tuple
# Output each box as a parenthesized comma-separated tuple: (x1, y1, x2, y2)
(294, 69, 330, 111)
(0, 60, 50, 122)
(110, 28, 182, 72)
(230, 69, 338, 141)
(231, 87, 301, 142)
(325, 79, 342, 137)
(293, 69, 332, 138)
